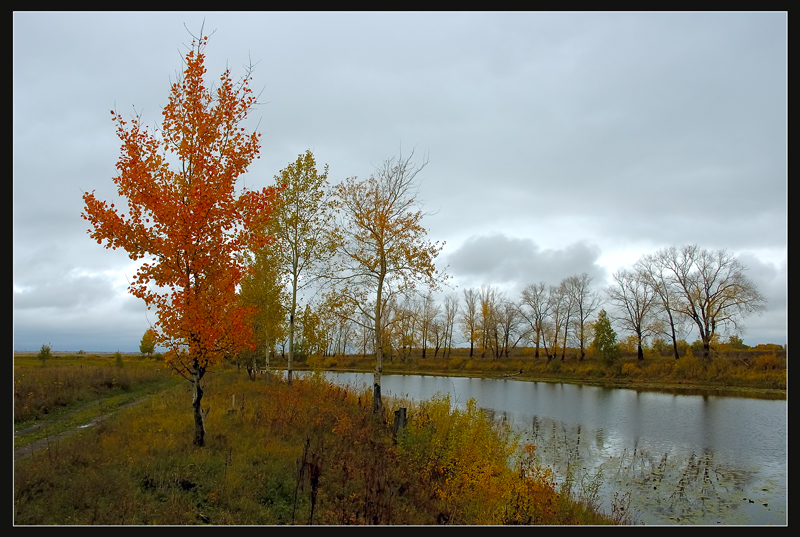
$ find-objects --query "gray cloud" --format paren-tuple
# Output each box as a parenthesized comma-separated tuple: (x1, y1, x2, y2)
(444, 234, 607, 293)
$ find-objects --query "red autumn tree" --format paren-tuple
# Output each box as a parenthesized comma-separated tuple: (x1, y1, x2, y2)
(82, 34, 280, 446)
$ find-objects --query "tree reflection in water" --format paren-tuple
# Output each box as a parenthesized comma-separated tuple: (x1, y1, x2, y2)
(511, 413, 779, 525)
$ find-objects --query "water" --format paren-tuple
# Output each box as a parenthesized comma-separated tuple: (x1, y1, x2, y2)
(312, 372, 787, 526)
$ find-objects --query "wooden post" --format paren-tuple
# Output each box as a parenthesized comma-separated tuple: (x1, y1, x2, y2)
(393, 407, 407, 444)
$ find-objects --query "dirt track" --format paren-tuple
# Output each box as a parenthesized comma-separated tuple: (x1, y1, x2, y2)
(14, 397, 150, 461)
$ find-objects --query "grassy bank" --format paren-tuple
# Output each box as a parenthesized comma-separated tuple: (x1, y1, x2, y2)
(304, 346, 787, 399)
(14, 356, 621, 525)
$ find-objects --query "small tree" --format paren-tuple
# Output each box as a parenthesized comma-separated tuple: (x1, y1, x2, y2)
(139, 328, 157, 357)
(81, 32, 280, 446)
(592, 310, 620, 366)
(37, 343, 52, 366)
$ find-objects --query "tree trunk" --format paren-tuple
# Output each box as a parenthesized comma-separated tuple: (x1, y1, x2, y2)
(373, 276, 384, 413)
(191, 369, 206, 447)
(287, 313, 294, 385)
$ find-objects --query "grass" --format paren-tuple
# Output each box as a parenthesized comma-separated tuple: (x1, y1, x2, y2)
(14, 353, 181, 450)
(13, 354, 620, 525)
(304, 345, 787, 399)
(14, 345, 784, 525)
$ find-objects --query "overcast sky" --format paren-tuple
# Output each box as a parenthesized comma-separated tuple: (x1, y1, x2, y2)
(13, 12, 786, 351)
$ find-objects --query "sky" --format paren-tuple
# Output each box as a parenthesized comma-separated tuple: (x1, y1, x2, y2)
(13, 12, 786, 352)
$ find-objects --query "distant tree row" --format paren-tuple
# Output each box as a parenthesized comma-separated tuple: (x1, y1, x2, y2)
(242, 242, 767, 373)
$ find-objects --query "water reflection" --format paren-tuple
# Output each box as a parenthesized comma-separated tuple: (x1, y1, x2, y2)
(312, 372, 786, 525)
(518, 414, 774, 525)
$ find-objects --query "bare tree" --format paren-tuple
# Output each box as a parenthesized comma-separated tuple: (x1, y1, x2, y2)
(418, 291, 441, 359)
(563, 273, 601, 360)
(519, 282, 551, 359)
(548, 284, 569, 361)
(606, 268, 658, 360)
(496, 298, 527, 358)
(636, 252, 687, 360)
(659, 245, 766, 360)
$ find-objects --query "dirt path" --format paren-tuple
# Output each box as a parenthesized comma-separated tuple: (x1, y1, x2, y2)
(14, 397, 151, 461)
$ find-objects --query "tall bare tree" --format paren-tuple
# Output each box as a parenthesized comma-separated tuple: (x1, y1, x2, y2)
(496, 297, 526, 358)
(636, 251, 686, 360)
(519, 282, 551, 359)
(563, 273, 601, 360)
(478, 285, 501, 359)
(659, 245, 766, 360)
(606, 268, 658, 360)
(418, 291, 441, 359)
(548, 284, 569, 360)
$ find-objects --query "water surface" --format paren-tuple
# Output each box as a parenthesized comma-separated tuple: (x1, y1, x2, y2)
(316, 372, 786, 525)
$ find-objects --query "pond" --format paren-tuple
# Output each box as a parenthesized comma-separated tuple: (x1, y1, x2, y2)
(313, 372, 787, 526)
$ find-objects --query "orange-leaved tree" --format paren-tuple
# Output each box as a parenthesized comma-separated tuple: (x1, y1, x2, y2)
(82, 34, 280, 446)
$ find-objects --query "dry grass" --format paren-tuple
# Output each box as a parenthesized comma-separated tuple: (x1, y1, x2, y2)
(13, 362, 618, 525)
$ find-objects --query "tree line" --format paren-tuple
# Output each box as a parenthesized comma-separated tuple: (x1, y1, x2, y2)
(243, 239, 766, 375)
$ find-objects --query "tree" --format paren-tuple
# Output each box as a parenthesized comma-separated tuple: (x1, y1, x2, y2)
(519, 282, 551, 359)
(81, 33, 280, 446)
(563, 273, 601, 360)
(442, 292, 459, 360)
(592, 309, 620, 366)
(478, 285, 501, 359)
(496, 297, 526, 358)
(460, 288, 479, 357)
(37, 343, 52, 367)
(333, 150, 446, 412)
(265, 150, 337, 384)
(555, 279, 575, 361)
(240, 246, 287, 378)
(660, 245, 766, 360)
(606, 269, 658, 360)
(139, 328, 157, 357)
(636, 251, 687, 360)
(418, 291, 440, 359)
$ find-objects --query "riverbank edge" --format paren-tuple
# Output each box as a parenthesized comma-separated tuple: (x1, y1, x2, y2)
(286, 366, 787, 400)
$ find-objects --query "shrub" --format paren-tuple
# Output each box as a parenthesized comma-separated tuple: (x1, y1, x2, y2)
(37, 343, 52, 366)
(753, 353, 784, 371)
(620, 363, 640, 377)
(673, 354, 704, 379)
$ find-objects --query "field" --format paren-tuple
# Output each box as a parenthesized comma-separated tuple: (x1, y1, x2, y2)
(14, 352, 623, 525)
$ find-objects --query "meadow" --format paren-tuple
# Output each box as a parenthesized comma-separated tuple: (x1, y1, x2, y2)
(14, 353, 622, 525)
